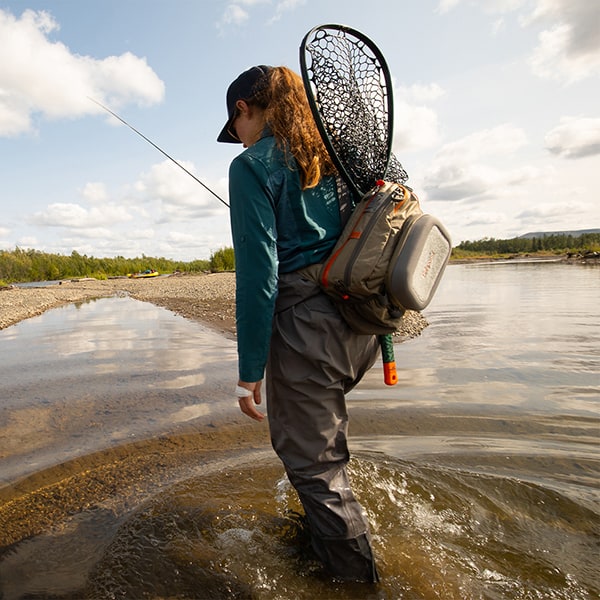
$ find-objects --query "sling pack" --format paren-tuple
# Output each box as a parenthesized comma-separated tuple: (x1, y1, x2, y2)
(302, 180, 452, 335)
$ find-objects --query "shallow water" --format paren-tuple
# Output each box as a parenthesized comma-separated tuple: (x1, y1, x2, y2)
(0, 262, 598, 599)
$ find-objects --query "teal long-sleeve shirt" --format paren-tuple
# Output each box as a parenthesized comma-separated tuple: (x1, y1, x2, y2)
(228, 135, 342, 382)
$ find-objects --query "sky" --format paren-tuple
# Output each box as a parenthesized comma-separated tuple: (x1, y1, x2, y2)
(1, 0, 599, 262)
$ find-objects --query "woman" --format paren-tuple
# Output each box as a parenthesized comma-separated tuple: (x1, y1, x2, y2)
(217, 65, 380, 582)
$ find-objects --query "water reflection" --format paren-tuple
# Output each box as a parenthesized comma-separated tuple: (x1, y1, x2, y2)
(0, 297, 239, 485)
(352, 262, 600, 416)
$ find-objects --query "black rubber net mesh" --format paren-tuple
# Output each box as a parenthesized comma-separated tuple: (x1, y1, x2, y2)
(302, 26, 409, 196)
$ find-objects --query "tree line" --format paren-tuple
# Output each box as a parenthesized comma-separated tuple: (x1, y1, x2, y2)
(0, 247, 236, 285)
(2, 231, 598, 284)
(454, 232, 600, 257)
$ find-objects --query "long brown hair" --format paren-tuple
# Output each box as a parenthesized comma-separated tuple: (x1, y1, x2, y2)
(249, 66, 336, 189)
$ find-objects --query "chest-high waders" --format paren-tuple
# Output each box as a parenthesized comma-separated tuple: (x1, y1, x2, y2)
(266, 271, 380, 582)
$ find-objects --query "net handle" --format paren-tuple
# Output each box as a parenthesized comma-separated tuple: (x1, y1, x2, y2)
(299, 23, 396, 197)
(300, 24, 401, 387)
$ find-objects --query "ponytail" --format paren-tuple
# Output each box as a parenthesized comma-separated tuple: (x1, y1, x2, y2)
(253, 67, 336, 189)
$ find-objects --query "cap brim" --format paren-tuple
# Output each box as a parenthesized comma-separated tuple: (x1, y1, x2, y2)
(217, 119, 241, 144)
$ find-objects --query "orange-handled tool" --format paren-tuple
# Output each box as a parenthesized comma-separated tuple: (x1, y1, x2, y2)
(379, 334, 398, 385)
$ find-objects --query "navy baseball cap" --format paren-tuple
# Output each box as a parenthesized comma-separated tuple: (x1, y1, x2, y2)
(217, 65, 273, 143)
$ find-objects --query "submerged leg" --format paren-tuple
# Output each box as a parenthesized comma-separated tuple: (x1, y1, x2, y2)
(267, 279, 379, 582)
(283, 458, 379, 582)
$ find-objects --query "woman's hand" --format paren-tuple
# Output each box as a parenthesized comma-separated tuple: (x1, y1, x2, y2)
(236, 380, 264, 422)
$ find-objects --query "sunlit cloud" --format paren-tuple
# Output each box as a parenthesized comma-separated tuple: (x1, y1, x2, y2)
(219, 3, 250, 27)
(21, 155, 229, 260)
(436, 0, 600, 82)
(0, 8, 165, 137)
(16, 236, 39, 248)
(134, 159, 228, 222)
(515, 197, 591, 233)
(423, 124, 532, 203)
(29, 202, 133, 229)
(437, 0, 525, 15)
(218, 0, 268, 29)
(545, 117, 600, 158)
(218, 0, 304, 30)
(393, 83, 444, 153)
(268, 0, 306, 24)
(437, 124, 528, 161)
(80, 182, 109, 204)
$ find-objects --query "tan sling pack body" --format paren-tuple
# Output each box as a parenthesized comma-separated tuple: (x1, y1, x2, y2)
(302, 180, 451, 335)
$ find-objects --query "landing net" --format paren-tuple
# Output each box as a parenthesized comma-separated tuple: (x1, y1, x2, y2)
(300, 24, 408, 198)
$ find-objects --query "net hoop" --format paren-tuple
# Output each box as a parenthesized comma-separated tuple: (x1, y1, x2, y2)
(300, 24, 408, 198)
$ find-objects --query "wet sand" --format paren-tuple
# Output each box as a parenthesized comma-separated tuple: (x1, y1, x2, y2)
(0, 271, 428, 339)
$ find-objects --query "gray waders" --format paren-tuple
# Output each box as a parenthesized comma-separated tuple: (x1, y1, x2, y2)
(266, 272, 380, 582)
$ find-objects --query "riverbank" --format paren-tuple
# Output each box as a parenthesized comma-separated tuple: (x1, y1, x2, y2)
(0, 272, 428, 339)
(450, 251, 600, 264)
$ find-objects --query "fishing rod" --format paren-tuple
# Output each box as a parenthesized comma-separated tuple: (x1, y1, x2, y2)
(88, 97, 229, 208)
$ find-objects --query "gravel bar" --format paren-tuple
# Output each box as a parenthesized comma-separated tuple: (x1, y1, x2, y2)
(0, 272, 427, 339)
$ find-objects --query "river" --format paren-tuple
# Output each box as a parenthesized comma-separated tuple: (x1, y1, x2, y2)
(0, 261, 598, 599)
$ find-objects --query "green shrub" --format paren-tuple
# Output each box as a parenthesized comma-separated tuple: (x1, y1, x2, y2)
(209, 247, 235, 272)
(0, 248, 223, 283)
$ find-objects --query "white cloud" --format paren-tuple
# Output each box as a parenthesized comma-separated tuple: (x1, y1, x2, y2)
(30, 202, 133, 229)
(515, 197, 590, 231)
(219, 0, 303, 29)
(62, 227, 115, 240)
(438, 123, 528, 161)
(545, 117, 600, 158)
(57, 235, 129, 254)
(81, 182, 109, 204)
(166, 231, 198, 245)
(16, 236, 39, 248)
(21, 157, 228, 261)
(437, 0, 462, 13)
(218, 0, 270, 29)
(268, 0, 306, 24)
(401, 83, 445, 104)
(526, 0, 600, 58)
(528, 11, 600, 83)
(492, 17, 505, 34)
(135, 159, 227, 222)
(219, 3, 250, 27)
(90, 53, 165, 108)
(463, 210, 509, 228)
(436, 0, 600, 82)
(0, 90, 32, 136)
(423, 124, 532, 202)
(424, 164, 495, 202)
(0, 8, 165, 137)
(393, 83, 444, 153)
(437, 0, 525, 15)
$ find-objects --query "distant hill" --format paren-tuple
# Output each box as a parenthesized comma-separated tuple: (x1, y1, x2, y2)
(518, 228, 600, 239)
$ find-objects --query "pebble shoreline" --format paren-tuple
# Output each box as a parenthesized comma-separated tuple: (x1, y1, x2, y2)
(0, 272, 427, 339)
